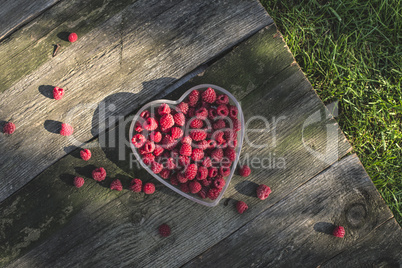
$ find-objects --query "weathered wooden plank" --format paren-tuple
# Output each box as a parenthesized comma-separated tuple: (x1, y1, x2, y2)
(0, 0, 273, 202)
(183, 155, 397, 268)
(0, 0, 60, 41)
(3, 25, 353, 267)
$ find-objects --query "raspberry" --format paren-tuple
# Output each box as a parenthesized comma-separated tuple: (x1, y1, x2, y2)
(162, 135, 177, 150)
(208, 108, 218, 120)
(198, 187, 208, 199)
(220, 167, 231, 177)
(228, 139, 238, 148)
(160, 126, 171, 133)
(143, 141, 155, 153)
(151, 162, 163, 174)
(3, 122, 16, 134)
(189, 181, 202, 194)
(150, 131, 162, 143)
(159, 224, 171, 237)
(160, 114, 174, 129)
(221, 158, 232, 168)
(80, 149, 91, 161)
(130, 178, 142, 192)
(229, 105, 238, 118)
(144, 117, 158, 131)
(53, 87, 64, 100)
(170, 174, 179, 186)
(195, 107, 208, 120)
(211, 148, 223, 161)
(213, 119, 226, 130)
(190, 129, 207, 141)
(134, 121, 143, 132)
(160, 169, 170, 179)
(196, 166, 208, 180)
(60, 123, 74, 136)
(176, 102, 189, 114)
(224, 130, 237, 142)
(110, 179, 123, 191)
(207, 140, 217, 149)
(143, 182, 155, 194)
(191, 148, 204, 161)
(73, 176, 84, 188)
(333, 226, 345, 238)
(216, 104, 229, 117)
(158, 103, 171, 115)
(181, 136, 192, 145)
(142, 153, 155, 165)
(202, 157, 212, 168)
(68, 32, 78, 43)
(233, 118, 241, 132)
(208, 167, 218, 178)
(140, 110, 150, 119)
(166, 157, 176, 170)
(213, 177, 226, 189)
(180, 143, 192, 156)
(207, 188, 220, 200)
(202, 87, 216, 103)
(201, 177, 212, 187)
(256, 184, 271, 200)
(214, 131, 226, 145)
(178, 155, 190, 167)
(92, 167, 106, 181)
(188, 107, 196, 117)
(195, 140, 209, 150)
(185, 164, 198, 180)
(216, 94, 229, 105)
(188, 90, 199, 107)
(177, 172, 188, 184)
(180, 182, 190, 193)
(173, 112, 185, 126)
(239, 165, 251, 177)
(236, 201, 248, 214)
(190, 118, 204, 129)
(225, 148, 236, 162)
(171, 127, 183, 139)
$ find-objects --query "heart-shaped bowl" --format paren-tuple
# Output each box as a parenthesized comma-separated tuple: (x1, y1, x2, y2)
(129, 84, 245, 206)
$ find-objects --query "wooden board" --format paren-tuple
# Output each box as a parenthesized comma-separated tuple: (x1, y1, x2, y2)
(0, 0, 60, 41)
(0, 0, 273, 202)
(1, 25, 355, 267)
(183, 155, 398, 267)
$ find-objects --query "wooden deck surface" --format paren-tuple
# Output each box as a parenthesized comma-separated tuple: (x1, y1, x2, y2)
(0, 0, 401, 267)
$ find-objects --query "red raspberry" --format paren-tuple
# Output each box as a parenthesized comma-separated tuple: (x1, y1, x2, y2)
(177, 172, 188, 183)
(198, 187, 208, 199)
(189, 181, 202, 194)
(202, 157, 212, 168)
(144, 117, 158, 131)
(333, 226, 345, 238)
(221, 158, 232, 168)
(195, 140, 209, 150)
(180, 143, 192, 156)
(142, 153, 155, 165)
(143, 182, 155, 194)
(160, 169, 170, 179)
(171, 127, 183, 139)
(201, 177, 212, 187)
(178, 155, 190, 167)
(153, 145, 164, 156)
(208, 108, 218, 120)
(166, 157, 176, 170)
(216, 104, 229, 117)
(214, 131, 226, 145)
(256, 184, 271, 200)
(130, 178, 142, 192)
(233, 118, 241, 132)
(92, 167, 106, 181)
(53, 87, 64, 100)
(196, 166, 208, 180)
(158, 103, 171, 115)
(80, 149, 91, 161)
(60, 123, 74, 136)
(200, 101, 211, 109)
(208, 167, 218, 178)
(68, 32, 78, 42)
(3, 122, 16, 134)
(110, 179, 123, 191)
(159, 224, 171, 237)
(176, 102, 189, 114)
(190, 129, 207, 141)
(224, 130, 237, 143)
(188, 90, 199, 107)
(195, 107, 208, 120)
(143, 141, 155, 153)
(160, 114, 174, 129)
(213, 119, 226, 130)
(190, 118, 204, 129)
(207, 140, 217, 149)
(150, 131, 162, 143)
(151, 162, 163, 174)
(188, 107, 196, 117)
(191, 148, 204, 161)
(73, 176, 84, 188)
(181, 136, 192, 145)
(207, 188, 220, 200)
(211, 148, 223, 161)
(220, 167, 231, 177)
(140, 110, 150, 119)
(185, 164, 198, 180)
(202, 87, 216, 103)
(180, 182, 190, 193)
(216, 94, 229, 105)
(160, 126, 171, 133)
(213, 177, 226, 189)
(162, 135, 177, 150)
(229, 105, 238, 118)
(170, 174, 179, 186)
(236, 201, 248, 214)
(225, 148, 236, 162)
(239, 165, 251, 177)
(173, 112, 185, 126)
(134, 121, 143, 132)
(228, 139, 238, 148)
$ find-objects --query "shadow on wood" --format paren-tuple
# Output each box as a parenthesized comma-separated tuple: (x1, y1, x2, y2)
(56, 31, 70, 42)
(38, 85, 54, 99)
(313, 222, 335, 235)
(44, 119, 62, 134)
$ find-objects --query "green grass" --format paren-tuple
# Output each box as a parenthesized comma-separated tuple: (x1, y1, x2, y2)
(260, 0, 402, 224)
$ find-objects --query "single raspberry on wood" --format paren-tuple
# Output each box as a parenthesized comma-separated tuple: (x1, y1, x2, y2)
(195, 107, 208, 120)
(173, 112, 185, 126)
(224, 147, 236, 162)
(159, 224, 171, 237)
(216, 104, 229, 117)
(68, 32, 78, 42)
(185, 164, 198, 180)
(144, 117, 158, 131)
(80, 149, 91, 161)
(216, 94, 229, 105)
(53, 87, 64, 100)
(176, 102, 189, 114)
(150, 131, 162, 143)
(202, 87, 216, 103)
(189, 181, 202, 194)
(143, 182, 155, 194)
(213, 177, 226, 189)
(151, 162, 163, 174)
(333, 226, 345, 238)
(160, 114, 174, 129)
(130, 178, 142, 192)
(158, 103, 171, 115)
(92, 167, 106, 181)
(256, 184, 271, 200)
(110, 179, 123, 191)
(60, 123, 74, 136)
(191, 148, 204, 161)
(239, 165, 251, 177)
(3, 122, 16, 134)
(142, 153, 155, 165)
(188, 90, 199, 107)
(236, 201, 248, 214)
(190, 129, 207, 141)
(196, 166, 208, 180)
(180, 143, 192, 156)
(171, 127, 184, 139)
(207, 188, 220, 200)
(73, 176, 84, 188)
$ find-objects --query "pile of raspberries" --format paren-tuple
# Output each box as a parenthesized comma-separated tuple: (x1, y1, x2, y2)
(131, 87, 241, 201)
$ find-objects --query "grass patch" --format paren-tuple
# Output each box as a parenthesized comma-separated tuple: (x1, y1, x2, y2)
(260, 0, 402, 224)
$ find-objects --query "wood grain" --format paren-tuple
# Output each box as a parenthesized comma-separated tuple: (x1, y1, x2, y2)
(0, 0, 272, 202)
(183, 155, 397, 268)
